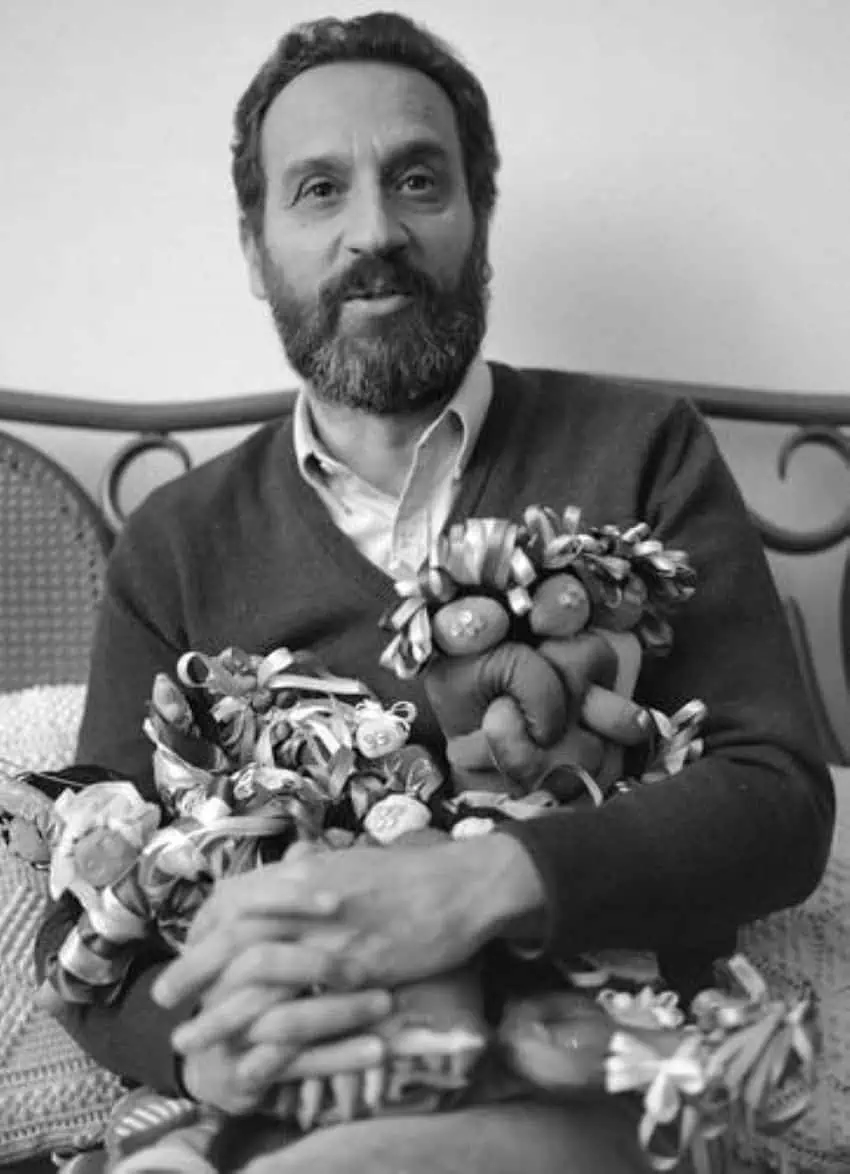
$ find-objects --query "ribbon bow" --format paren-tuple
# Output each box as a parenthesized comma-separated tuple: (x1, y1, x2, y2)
(379, 504, 697, 680)
(607, 1031, 708, 1170)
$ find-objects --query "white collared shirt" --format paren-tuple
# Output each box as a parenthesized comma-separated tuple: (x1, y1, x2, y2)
(293, 358, 492, 578)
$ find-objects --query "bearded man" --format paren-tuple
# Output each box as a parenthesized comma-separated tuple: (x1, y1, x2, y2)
(37, 12, 832, 1174)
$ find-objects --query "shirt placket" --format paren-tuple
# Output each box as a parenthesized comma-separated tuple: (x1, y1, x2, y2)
(391, 427, 460, 577)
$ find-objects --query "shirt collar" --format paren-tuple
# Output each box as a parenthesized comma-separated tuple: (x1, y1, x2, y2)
(293, 357, 492, 491)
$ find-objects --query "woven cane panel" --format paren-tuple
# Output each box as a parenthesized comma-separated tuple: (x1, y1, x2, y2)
(0, 684, 124, 1164)
(0, 431, 110, 692)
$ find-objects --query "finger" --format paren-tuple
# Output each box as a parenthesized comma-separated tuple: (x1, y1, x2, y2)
(546, 727, 606, 777)
(188, 911, 317, 953)
(445, 729, 491, 773)
(426, 644, 567, 745)
(537, 631, 618, 717)
(237, 1033, 386, 1087)
(187, 876, 339, 946)
(330, 1071, 364, 1122)
(603, 631, 643, 697)
(233, 1041, 301, 1089)
(479, 645, 568, 746)
(210, 926, 352, 996)
(298, 1077, 326, 1132)
(172, 983, 287, 1053)
(482, 696, 549, 791)
(580, 684, 651, 747)
(288, 1036, 386, 1081)
(153, 936, 333, 1010)
(247, 989, 393, 1048)
(182, 1043, 285, 1112)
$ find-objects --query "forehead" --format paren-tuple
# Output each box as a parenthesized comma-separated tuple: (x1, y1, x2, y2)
(260, 61, 464, 172)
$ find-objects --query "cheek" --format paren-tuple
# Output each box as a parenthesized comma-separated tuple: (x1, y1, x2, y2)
(260, 215, 333, 297)
(418, 207, 476, 284)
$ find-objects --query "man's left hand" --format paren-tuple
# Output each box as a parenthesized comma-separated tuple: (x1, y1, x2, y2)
(153, 833, 543, 1011)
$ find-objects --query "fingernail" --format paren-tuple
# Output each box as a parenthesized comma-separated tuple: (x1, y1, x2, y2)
(636, 709, 653, 733)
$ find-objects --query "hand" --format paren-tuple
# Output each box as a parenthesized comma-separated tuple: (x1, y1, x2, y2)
(426, 598, 649, 794)
(174, 911, 394, 1117)
(181, 1023, 388, 1116)
(153, 833, 542, 1009)
(172, 967, 392, 1059)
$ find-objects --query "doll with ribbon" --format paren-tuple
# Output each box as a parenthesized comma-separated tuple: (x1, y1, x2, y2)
(498, 953, 819, 1172)
(380, 504, 705, 835)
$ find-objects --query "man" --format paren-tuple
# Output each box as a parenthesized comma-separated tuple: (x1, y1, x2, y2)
(37, 12, 833, 1173)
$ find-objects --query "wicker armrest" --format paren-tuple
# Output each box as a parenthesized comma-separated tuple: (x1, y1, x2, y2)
(0, 430, 111, 692)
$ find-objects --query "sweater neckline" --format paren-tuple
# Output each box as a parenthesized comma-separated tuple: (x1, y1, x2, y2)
(276, 361, 519, 607)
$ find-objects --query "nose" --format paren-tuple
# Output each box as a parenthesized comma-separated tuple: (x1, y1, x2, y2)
(342, 183, 408, 256)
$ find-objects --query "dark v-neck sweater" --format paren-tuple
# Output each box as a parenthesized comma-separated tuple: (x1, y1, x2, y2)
(37, 362, 833, 1093)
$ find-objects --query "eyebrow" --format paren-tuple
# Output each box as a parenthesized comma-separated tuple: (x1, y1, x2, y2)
(281, 137, 454, 187)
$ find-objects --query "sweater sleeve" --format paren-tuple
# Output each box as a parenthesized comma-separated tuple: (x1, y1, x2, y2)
(76, 503, 187, 799)
(34, 894, 191, 1094)
(39, 505, 192, 1090)
(499, 397, 835, 969)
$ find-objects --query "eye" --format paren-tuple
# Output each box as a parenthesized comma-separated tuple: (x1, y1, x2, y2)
(296, 178, 339, 204)
(397, 169, 438, 195)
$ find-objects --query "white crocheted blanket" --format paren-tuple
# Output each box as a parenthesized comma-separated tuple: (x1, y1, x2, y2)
(0, 684, 124, 1164)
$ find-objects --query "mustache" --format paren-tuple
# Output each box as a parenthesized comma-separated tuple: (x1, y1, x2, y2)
(323, 255, 439, 307)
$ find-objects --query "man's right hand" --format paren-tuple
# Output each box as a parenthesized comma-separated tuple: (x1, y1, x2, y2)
(179, 988, 392, 1115)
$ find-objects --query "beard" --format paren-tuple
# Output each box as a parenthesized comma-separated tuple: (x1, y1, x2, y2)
(257, 232, 490, 415)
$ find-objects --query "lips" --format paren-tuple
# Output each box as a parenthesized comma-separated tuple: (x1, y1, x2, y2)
(344, 286, 409, 301)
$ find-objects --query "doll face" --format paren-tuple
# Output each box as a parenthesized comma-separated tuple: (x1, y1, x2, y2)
(363, 792, 431, 844)
(356, 714, 408, 759)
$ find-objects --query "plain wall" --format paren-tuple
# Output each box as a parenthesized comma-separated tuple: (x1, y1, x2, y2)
(2, 0, 850, 406)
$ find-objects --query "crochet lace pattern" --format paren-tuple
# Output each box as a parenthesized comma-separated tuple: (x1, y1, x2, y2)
(737, 766, 850, 1174)
(0, 684, 124, 1164)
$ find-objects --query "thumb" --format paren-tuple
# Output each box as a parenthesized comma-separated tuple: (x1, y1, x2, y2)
(482, 696, 550, 792)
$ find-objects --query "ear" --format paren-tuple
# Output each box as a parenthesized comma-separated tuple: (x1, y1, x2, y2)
(239, 219, 268, 302)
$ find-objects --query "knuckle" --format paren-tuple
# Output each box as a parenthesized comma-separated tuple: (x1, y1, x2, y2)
(311, 949, 339, 987)
(247, 942, 280, 976)
(320, 949, 360, 991)
(230, 942, 273, 985)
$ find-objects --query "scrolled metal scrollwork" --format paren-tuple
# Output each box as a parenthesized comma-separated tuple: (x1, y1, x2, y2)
(100, 432, 193, 533)
(748, 425, 850, 555)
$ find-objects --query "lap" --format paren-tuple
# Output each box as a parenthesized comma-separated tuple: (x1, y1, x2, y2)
(227, 1098, 653, 1174)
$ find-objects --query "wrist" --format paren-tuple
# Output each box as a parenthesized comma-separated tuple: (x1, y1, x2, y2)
(448, 832, 546, 948)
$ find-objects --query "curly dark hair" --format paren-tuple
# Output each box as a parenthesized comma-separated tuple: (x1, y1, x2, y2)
(232, 11, 500, 241)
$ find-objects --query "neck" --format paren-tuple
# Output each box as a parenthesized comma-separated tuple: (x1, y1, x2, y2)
(304, 392, 452, 497)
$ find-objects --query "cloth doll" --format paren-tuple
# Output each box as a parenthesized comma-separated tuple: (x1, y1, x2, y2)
(380, 505, 704, 832)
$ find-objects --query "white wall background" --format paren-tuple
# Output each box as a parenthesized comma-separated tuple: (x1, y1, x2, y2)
(2, 0, 850, 405)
